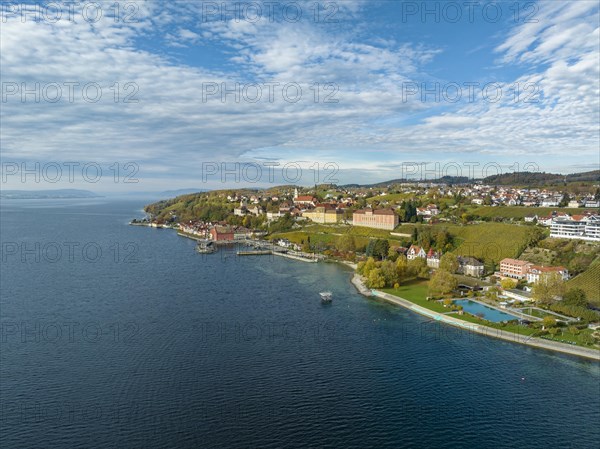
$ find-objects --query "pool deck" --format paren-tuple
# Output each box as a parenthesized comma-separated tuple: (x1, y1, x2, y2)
(351, 274, 600, 361)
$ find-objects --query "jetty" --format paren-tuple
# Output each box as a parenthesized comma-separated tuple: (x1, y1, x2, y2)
(237, 250, 272, 256)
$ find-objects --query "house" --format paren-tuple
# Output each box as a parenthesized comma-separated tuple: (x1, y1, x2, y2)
(567, 200, 582, 208)
(210, 226, 235, 241)
(352, 208, 398, 230)
(426, 249, 441, 268)
(266, 211, 284, 221)
(416, 204, 440, 220)
(458, 256, 485, 277)
(526, 265, 569, 284)
(499, 258, 532, 279)
(524, 215, 538, 223)
(407, 245, 426, 260)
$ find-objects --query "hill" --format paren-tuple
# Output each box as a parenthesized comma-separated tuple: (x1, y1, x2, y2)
(567, 259, 600, 305)
(342, 170, 599, 188)
(0, 189, 101, 199)
(445, 223, 545, 268)
(482, 170, 599, 186)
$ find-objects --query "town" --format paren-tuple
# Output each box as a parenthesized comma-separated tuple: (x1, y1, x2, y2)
(133, 174, 600, 352)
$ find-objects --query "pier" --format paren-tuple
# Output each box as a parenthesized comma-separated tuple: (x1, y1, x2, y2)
(237, 250, 272, 256)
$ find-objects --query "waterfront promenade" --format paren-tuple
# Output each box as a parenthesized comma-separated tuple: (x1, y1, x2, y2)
(351, 275, 600, 361)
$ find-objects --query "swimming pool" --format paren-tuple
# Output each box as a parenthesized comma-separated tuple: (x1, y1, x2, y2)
(453, 300, 519, 322)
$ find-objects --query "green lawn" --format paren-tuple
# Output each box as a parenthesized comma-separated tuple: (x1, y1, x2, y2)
(381, 281, 538, 336)
(381, 280, 448, 311)
(540, 329, 598, 347)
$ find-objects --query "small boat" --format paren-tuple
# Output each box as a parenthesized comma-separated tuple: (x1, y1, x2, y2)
(196, 241, 216, 254)
(319, 291, 333, 302)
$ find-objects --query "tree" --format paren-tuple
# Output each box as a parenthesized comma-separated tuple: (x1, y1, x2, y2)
(429, 269, 458, 297)
(366, 268, 386, 289)
(337, 234, 356, 253)
(408, 257, 429, 279)
(500, 278, 517, 290)
(396, 255, 409, 280)
(387, 246, 399, 262)
(439, 253, 459, 273)
(542, 316, 557, 328)
(563, 288, 587, 307)
(372, 239, 389, 260)
(558, 193, 570, 207)
(380, 260, 399, 287)
(359, 257, 377, 277)
(532, 273, 566, 304)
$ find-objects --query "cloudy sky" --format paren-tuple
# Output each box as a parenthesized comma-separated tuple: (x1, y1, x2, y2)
(1, 1, 599, 191)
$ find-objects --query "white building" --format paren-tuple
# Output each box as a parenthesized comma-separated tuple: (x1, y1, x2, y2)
(550, 215, 600, 241)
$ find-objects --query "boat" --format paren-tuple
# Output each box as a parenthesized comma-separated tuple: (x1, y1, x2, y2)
(319, 291, 333, 302)
(196, 240, 216, 254)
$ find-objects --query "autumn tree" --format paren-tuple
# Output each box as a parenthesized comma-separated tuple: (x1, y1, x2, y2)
(532, 272, 566, 304)
(439, 253, 459, 273)
(396, 255, 409, 280)
(429, 269, 458, 297)
(367, 268, 386, 289)
(408, 257, 429, 279)
(500, 278, 517, 290)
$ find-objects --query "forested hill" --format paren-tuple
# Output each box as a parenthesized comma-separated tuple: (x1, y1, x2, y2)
(482, 170, 599, 186)
(343, 170, 599, 188)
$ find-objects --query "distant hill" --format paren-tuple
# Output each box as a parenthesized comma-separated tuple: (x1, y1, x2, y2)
(343, 170, 600, 188)
(158, 188, 208, 197)
(482, 170, 600, 186)
(0, 189, 101, 199)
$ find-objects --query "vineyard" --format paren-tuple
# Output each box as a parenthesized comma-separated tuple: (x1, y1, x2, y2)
(567, 259, 600, 305)
(467, 206, 591, 220)
(445, 223, 542, 265)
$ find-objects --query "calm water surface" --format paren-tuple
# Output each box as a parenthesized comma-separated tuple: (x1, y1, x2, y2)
(1, 198, 599, 448)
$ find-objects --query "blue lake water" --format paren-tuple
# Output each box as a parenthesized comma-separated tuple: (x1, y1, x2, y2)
(453, 299, 519, 322)
(1, 198, 599, 448)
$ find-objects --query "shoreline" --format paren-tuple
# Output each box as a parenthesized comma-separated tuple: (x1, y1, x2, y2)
(350, 274, 600, 361)
(136, 224, 599, 361)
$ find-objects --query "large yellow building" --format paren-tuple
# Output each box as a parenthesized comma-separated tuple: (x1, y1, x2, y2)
(303, 205, 344, 224)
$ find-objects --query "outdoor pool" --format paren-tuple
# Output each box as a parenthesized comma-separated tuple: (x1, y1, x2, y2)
(453, 300, 519, 322)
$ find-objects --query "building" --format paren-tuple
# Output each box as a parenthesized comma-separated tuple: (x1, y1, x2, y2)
(210, 226, 235, 241)
(550, 215, 600, 241)
(407, 245, 426, 260)
(417, 204, 440, 219)
(292, 188, 316, 206)
(352, 208, 398, 230)
(499, 258, 532, 279)
(526, 266, 569, 284)
(302, 204, 344, 224)
(585, 220, 600, 240)
(426, 249, 441, 268)
(458, 256, 485, 277)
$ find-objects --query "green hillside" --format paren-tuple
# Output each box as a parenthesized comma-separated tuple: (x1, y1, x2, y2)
(567, 259, 600, 304)
(447, 223, 544, 267)
(468, 206, 593, 220)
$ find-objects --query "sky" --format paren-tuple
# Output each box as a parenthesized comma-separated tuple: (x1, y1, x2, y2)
(1, 0, 599, 192)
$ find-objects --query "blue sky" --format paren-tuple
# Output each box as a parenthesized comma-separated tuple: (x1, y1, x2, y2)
(1, 1, 599, 191)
